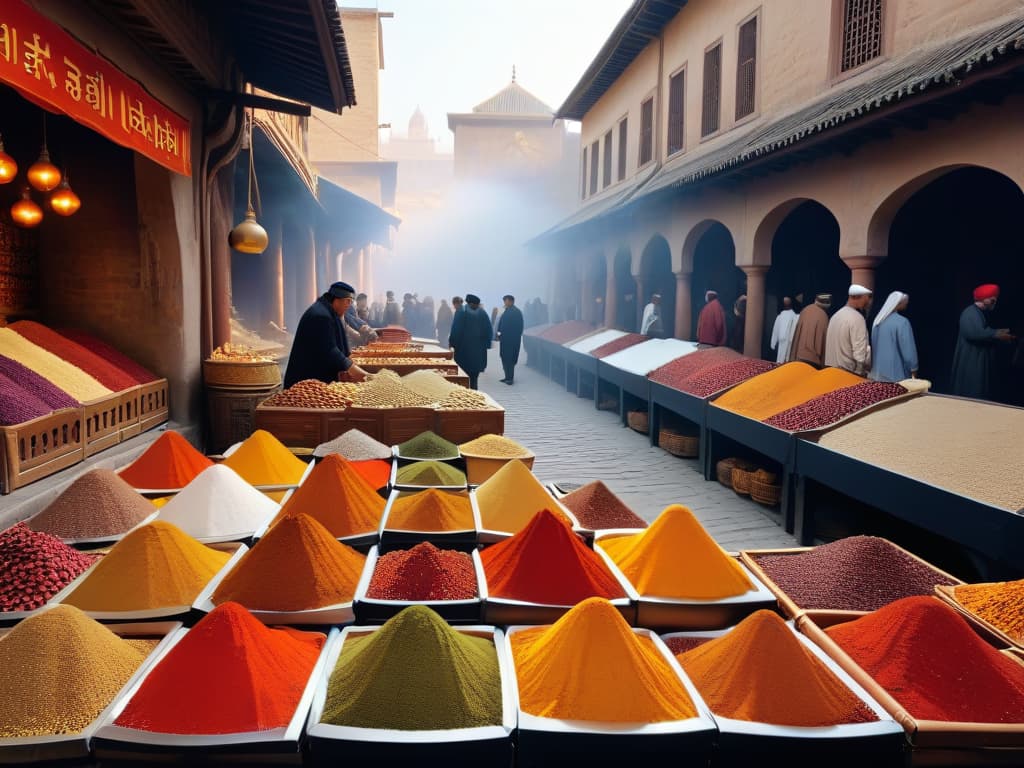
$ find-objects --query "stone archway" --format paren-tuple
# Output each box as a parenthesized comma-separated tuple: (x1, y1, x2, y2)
(687, 222, 744, 343)
(613, 247, 636, 331)
(638, 234, 674, 336)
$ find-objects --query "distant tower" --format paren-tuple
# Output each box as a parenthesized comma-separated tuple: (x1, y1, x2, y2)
(409, 105, 429, 142)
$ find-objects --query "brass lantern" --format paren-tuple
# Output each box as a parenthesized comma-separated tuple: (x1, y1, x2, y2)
(50, 173, 81, 216)
(228, 110, 268, 254)
(27, 114, 60, 192)
(11, 187, 42, 227)
(0, 135, 17, 184)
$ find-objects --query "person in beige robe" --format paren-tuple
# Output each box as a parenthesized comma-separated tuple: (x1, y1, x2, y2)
(788, 293, 831, 367)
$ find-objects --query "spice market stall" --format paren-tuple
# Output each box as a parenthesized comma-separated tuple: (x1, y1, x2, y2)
(557, 328, 627, 399)
(597, 338, 698, 430)
(529, 321, 597, 382)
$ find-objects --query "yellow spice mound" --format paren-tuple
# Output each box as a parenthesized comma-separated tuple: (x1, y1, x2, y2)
(221, 429, 308, 502)
(386, 489, 475, 531)
(475, 459, 571, 533)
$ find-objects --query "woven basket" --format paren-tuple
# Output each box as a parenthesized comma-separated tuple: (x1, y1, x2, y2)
(716, 457, 737, 487)
(627, 410, 649, 434)
(731, 467, 753, 495)
(203, 359, 281, 388)
(750, 473, 782, 506)
(659, 428, 699, 457)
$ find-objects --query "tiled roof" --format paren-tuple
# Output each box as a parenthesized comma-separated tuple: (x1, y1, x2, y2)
(473, 81, 554, 116)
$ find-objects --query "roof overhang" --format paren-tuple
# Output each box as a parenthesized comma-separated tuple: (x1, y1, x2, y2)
(317, 175, 400, 249)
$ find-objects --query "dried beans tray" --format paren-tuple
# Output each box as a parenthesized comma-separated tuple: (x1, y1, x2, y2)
(0, 407, 84, 494)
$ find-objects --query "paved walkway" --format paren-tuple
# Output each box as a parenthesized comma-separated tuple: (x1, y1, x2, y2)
(476, 349, 798, 551)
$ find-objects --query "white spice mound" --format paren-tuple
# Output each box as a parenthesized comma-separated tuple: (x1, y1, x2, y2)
(569, 329, 626, 353)
(602, 339, 699, 376)
(314, 428, 392, 460)
(156, 464, 279, 538)
(818, 395, 1024, 511)
(401, 369, 458, 402)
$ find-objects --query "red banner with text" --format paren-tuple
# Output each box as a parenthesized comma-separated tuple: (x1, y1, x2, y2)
(0, 1, 191, 177)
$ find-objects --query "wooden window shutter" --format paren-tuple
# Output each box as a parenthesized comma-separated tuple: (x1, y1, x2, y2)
(841, 0, 883, 72)
(701, 44, 721, 137)
(736, 18, 757, 119)
(667, 70, 685, 155)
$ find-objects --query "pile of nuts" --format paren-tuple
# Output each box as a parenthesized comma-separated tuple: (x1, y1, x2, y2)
(208, 343, 274, 362)
(262, 379, 352, 409)
(347, 371, 433, 408)
(437, 389, 500, 410)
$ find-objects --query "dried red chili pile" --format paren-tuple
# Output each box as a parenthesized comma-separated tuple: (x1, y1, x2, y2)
(679, 358, 777, 398)
(10, 321, 140, 392)
(56, 328, 158, 384)
(648, 347, 741, 388)
(751, 535, 957, 612)
(0, 522, 97, 611)
(590, 333, 647, 359)
(763, 381, 908, 431)
(366, 542, 477, 601)
(539, 321, 594, 345)
(559, 480, 648, 530)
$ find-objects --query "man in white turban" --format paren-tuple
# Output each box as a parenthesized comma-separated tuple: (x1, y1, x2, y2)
(824, 284, 872, 376)
(869, 291, 918, 382)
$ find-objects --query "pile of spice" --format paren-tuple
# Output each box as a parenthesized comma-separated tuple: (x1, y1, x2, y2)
(539, 320, 594, 345)
(0, 373, 62, 426)
(212, 514, 365, 611)
(29, 468, 156, 540)
(10, 320, 140, 392)
(481, 509, 625, 604)
(674, 610, 877, 726)
(321, 604, 502, 729)
(271, 454, 385, 538)
(951, 578, 1024, 643)
(511, 597, 696, 722)
(0, 328, 112, 403)
(400, 370, 459, 402)
(589, 333, 648, 359)
(115, 602, 325, 734)
(763, 380, 908, 431)
(673, 358, 777, 398)
(0, 523, 97, 612)
(599, 504, 753, 599)
(648, 347, 741, 388)
(559, 480, 647, 530)
(313, 428, 391, 460)
(386, 489, 475, 531)
(262, 379, 353, 409)
(749, 535, 958, 612)
(395, 460, 467, 487)
(366, 542, 476, 601)
(221, 429, 309, 502)
(714, 363, 863, 421)
(825, 596, 1024, 722)
(569, 329, 626, 353)
(459, 433, 532, 458)
(0, 355, 80, 425)
(437, 388, 500, 410)
(349, 459, 392, 490)
(347, 370, 434, 408)
(118, 430, 214, 489)
(475, 459, 570, 533)
(0, 605, 153, 737)
(156, 464, 279, 540)
(58, 327, 159, 383)
(397, 430, 459, 459)
(62, 521, 230, 612)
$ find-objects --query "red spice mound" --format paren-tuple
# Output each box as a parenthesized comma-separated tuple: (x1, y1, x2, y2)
(0, 522, 97, 611)
(481, 508, 626, 604)
(678, 358, 776, 398)
(539, 321, 595, 345)
(763, 381, 908, 431)
(56, 328, 158, 384)
(118, 431, 214, 489)
(349, 458, 392, 490)
(826, 596, 1024, 722)
(649, 347, 741, 388)
(590, 333, 647, 359)
(10, 321, 139, 392)
(560, 481, 647, 530)
(0, 372, 54, 426)
(0, 354, 80, 409)
(29, 469, 156, 539)
(115, 601, 325, 734)
(366, 542, 476, 601)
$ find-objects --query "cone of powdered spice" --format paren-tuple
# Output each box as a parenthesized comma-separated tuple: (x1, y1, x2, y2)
(117, 431, 214, 490)
(559, 481, 647, 530)
(458, 433, 531, 459)
(321, 604, 502, 730)
(396, 431, 459, 460)
(221, 429, 309, 502)
(0, 523, 97, 612)
(271, 454, 385, 538)
(366, 542, 476, 601)
(386, 489, 475, 531)
(29, 469, 156, 540)
(155, 464, 279, 540)
(395, 460, 466, 487)
(0, 604, 155, 738)
(474, 459, 571, 533)
(313, 428, 391, 460)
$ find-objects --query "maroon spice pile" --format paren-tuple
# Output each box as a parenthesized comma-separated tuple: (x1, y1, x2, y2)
(0, 355, 80, 410)
(590, 333, 647, 359)
(56, 328, 158, 384)
(0, 522, 97, 611)
(0, 374, 56, 426)
(751, 535, 958, 612)
(559, 480, 648, 530)
(10, 321, 140, 392)
(28, 469, 155, 540)
(649, 347, 741, 388)
(366, 542, 477, 601)
(663, 636, 712, 655)
(681, 358, 777, 398)
(763, 381, 908, 431)
(539, 321, 595, 345)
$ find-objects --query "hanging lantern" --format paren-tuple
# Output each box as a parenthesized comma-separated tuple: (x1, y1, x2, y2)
(27, 113, 61, 191)
(11, 188, 42, 227)
(49, 174, 81, 216)
(229, 110, 268, 254)
(0, 135, 17, 184)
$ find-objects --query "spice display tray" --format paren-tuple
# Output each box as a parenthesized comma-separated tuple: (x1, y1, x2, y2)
(592, 536, 778, 630)
(596, 359, 650, 402)
(56, 509, 160, 549)
(91, 622, 330, 761)
(660, 621, 906, 767)
(0, 617, 181, 765)
(476, 494, 582, 546)
(330, 406, 436, 447)
(482, 544, 638, 627)
(648, 381, 708, 466)
(738, 540, 964, 622)
(378, 488, 481, 552)
(49, 542, 246, 623)
(305, 625, 515, 764)
(934, 583, 1024, 653)
(550, 344, 599, 396)
(796, 606, 1024, 761)
(354, 345, 454, 360)
(500, 625, 716, 766)
(461, 452, 536, 487)
(137, 378, 169, 433)
(392, 443, 461, 462)
(116, 385, 142, 441)
(352, 546, 485, 625)
(390, 455, 468, 492)
(0, 407, 85, 495)
(434, 404, 505, 445)
(83, 392, 125, 457)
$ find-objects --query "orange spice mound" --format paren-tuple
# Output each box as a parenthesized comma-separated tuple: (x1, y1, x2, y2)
(713, 363, 862, 421)
(271, 454, 385, 538)
(350, 459, 392, 490)
(118, 431, 213, 489)
(386, 489, 475, 531)
(212, 514, 365, 611)
(677, 610, 877, 726)
(511, 597, 696, 722)
(221, 429, 309, 502)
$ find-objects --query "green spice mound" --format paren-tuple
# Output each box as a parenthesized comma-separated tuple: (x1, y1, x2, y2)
(321, 604, 502, 730)
(397, 431, 459, 460)
(395, 460, 466, 487)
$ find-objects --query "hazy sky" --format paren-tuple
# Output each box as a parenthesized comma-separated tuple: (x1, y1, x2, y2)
(341, 0, 634, 150)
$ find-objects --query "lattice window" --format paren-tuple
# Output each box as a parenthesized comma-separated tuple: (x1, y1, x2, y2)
(702, 44, 721, 137)
(736, 17, 757, 119)
(580, 147, 587, 199)
(602, 130, 612, 188)
(639, 97, 654, 165)
(617, 117, 628, 181)
(840, 0, 883, 72)
(589, 139, 599, 195)
(667, 69, 685, 155)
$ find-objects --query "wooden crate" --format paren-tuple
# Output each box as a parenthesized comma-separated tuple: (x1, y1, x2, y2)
(138, 378, 169, 431)
(435, 407, 505, 444)
(336, 406, 435, 446)
(118, 385, 142, 441)
(0, 408, 84, 494)
(254, 404, 336, 448)
(83, 393, 123, 457)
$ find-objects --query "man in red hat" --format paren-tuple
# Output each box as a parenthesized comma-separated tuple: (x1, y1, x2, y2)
(950, 284, 1014, 400)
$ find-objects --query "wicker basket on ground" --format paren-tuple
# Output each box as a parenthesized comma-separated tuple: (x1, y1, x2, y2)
(715, 457, 758, 489)
(627, 410, 649, 434)
(749, 469, 782, 506)
(659, 427, 699, 457)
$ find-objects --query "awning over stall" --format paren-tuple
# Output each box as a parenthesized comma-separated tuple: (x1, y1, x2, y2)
(316, 175, 400, 249)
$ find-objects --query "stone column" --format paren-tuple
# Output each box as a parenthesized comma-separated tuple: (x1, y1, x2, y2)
(674, 271, 692, 340)
(604, 253, 618, 329)
(842, 255, 884, 291)
(742, 265, 768, 359)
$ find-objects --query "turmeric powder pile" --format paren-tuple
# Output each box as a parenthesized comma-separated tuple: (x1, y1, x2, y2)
(952, 578, 1024, 642)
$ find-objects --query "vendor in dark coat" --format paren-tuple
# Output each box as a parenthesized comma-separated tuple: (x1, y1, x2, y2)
(283, 282, 370, 388)
(448, 293, 493, 390)
(950, 283, 1014, 400)
(496, 294, 524, 384)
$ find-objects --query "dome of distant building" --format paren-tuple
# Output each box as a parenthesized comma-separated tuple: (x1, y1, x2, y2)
(409, 106, 428, 141)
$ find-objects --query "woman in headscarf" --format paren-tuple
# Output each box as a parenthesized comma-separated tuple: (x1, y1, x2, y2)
(869, 291, 918, 381)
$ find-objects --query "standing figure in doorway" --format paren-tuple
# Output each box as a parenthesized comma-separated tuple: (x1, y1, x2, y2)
(640, 293, 665, 339)
(449, 294, 493, 390)
(696, 290, 728, 347)
(496, 294, 524, 384)
(729, 295, 747, 353)
(950, 284, 1014, 400)
(788, 293, 832, 367)
(869, 291, 918, 382)
(769, 296, 798, 363)
(825, 284, 873, 376)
